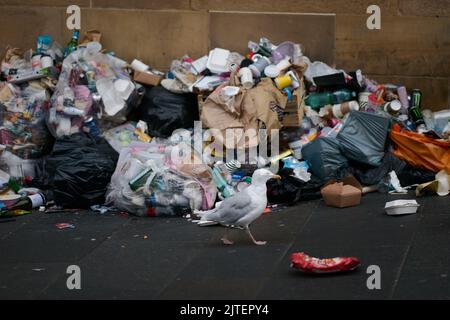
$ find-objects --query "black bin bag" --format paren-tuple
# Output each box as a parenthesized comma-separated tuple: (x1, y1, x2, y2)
(43, 133, 118, 208)
(267, 169, 324, 205)
(138, 86, 199, 138)
(302, 137, 348, 182)
(337, 111, 391, 167)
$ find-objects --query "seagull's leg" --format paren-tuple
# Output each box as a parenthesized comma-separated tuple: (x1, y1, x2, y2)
(221, 228, 234, 245)
(245, 227, 267, 246)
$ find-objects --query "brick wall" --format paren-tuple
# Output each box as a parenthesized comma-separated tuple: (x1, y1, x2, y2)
(0, 0, 449, 110)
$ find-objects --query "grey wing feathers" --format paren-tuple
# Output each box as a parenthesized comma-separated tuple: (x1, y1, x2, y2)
(202, 191, 253, 225)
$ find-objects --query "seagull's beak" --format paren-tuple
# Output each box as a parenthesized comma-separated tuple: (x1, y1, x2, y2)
(272, 175, 282, 180)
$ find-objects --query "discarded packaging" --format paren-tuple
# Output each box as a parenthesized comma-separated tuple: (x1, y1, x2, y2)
(385, 200, 420, 216)
(321, 176, 363, 208)
(290, 252, 361, 274)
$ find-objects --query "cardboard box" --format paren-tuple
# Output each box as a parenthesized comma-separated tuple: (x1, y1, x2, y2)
(321, 176, 363, 208)
(133, 71, 162, 87)
(281, 80, 305, 128)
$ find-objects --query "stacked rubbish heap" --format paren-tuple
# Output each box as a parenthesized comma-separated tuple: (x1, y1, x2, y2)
(0, 31, 449, 218)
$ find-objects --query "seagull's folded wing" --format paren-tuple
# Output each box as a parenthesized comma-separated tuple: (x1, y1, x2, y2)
(203, 191, 254, 225)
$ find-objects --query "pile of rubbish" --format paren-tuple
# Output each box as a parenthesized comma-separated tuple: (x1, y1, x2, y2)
(1, 30, 449, 219)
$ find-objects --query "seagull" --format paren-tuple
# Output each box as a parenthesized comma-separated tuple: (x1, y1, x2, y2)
(196, 168, 281, 246)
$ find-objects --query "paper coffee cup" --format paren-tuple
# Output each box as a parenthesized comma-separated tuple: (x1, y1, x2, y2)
(131, 59, 149, 72)
(275, 75, 293, 90)
(239, 67, 254, 89)
(276, 58, 291, 71)
(264, 65, 280, 78)
(333, 101, 360, 118)
(249, 56, 271, 78)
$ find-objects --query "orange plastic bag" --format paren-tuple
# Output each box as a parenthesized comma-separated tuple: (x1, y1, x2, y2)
(390, 124, 450, 173)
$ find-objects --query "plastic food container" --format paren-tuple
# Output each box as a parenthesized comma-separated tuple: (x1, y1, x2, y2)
(385, 200, 420, 216)
(206, 48, 230, 74)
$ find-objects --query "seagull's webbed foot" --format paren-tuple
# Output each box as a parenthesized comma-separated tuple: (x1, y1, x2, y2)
(246, 227, 267, 246)
(221, 229, 234, 245)
(221, 237, 234, 245)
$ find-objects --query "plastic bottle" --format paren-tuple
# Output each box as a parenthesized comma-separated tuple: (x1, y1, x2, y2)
(305, 89, 356, 111)
(61, 107, 85, 117)
(4, 192, 46, 212)
(332, 89, 356, 104)
(64, 30, 80, 58)
(212, 167, 234, 198)
(247, 41, 272, 57)
(214, 162, 232, 184)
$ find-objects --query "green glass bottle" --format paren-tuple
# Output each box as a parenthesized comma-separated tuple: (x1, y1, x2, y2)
(64, 30, 80, 58)
(0, 193, 46, 218)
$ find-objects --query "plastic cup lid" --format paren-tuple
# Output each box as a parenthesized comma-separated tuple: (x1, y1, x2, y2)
(264, 65, 280, 78)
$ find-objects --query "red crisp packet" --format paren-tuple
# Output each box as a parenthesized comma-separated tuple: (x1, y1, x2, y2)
(290, 252, 360, 274)
(55, 223, 75, 230)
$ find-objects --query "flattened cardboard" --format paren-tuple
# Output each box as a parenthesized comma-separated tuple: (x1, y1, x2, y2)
(133, 71, 162, 87)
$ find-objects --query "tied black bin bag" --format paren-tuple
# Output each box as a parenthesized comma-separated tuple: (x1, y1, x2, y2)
(337, 111, 391, 167)
(43, 133, 118, 208)
(138, 86, 199, 138)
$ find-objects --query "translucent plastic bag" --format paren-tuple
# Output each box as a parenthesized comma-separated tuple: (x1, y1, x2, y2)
(106, 141, 216, 217)
(47, 46, 140, 138)
(0, 83, 54, 159)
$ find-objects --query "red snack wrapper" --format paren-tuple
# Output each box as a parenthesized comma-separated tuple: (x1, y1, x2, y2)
(290, 252, 360, 274)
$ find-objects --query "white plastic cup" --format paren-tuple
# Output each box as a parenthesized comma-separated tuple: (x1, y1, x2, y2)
(130, 59, 149, 72)
(239, 67, 254, 89)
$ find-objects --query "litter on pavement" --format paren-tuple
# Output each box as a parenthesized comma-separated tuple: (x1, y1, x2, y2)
(0, 29, 448, 253)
